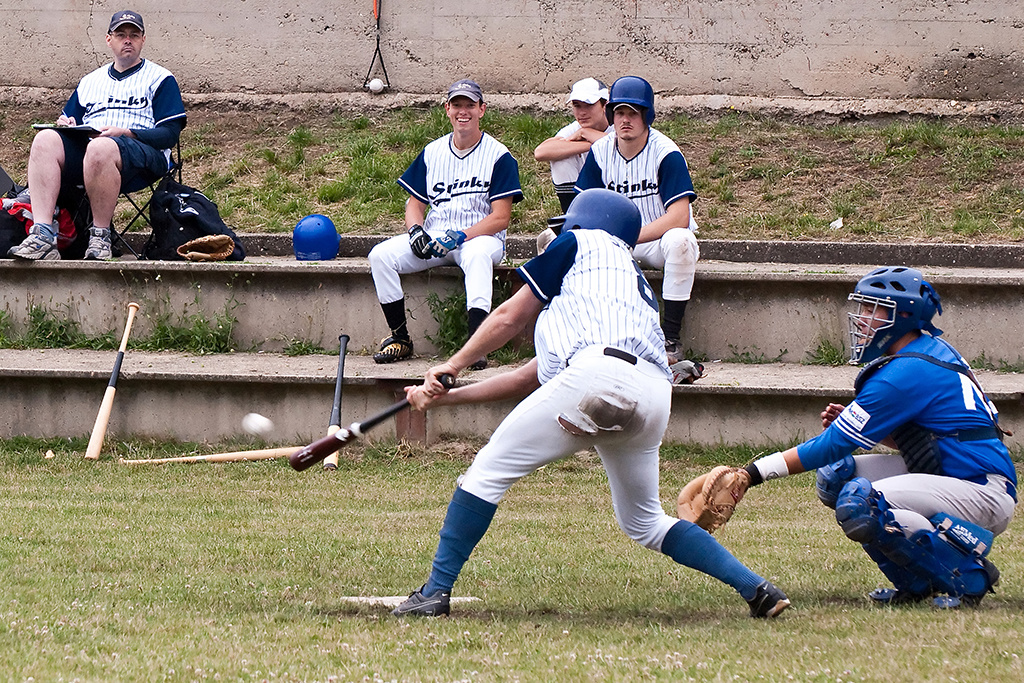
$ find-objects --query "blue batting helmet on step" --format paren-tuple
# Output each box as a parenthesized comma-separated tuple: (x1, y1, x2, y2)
(551, 188, 642, 248)
(848, 266, 943, 364)
(293, 214, 340, 261)
(606, 76, 655, 126)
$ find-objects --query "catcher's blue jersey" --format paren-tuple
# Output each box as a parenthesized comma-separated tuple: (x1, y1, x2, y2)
(797, 335, 1017, 488)
(398, 132, 522, 237)
(574, 128, 696, 226)
(516, 228, 670, 384)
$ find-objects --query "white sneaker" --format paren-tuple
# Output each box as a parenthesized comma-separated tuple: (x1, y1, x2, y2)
(8, 232, 60, 260)
(84, 227, 112, 260)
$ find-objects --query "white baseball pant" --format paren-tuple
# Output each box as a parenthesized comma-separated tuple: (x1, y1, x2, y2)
(368, 232, 504, 311)
(633, 227, 700, 302)
(457, 345, 678, 550)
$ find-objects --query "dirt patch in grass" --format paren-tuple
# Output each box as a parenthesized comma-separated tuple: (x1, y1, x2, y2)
(3, 95, 1023, 242)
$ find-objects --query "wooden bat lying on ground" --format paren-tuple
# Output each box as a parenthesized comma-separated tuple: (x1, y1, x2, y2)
(119, 446, 299, 466)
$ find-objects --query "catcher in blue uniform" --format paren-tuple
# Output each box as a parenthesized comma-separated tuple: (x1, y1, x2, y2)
(680, 266, 1016, 608)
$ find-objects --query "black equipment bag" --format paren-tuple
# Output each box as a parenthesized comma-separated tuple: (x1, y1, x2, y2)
(142, 177, 244, 260)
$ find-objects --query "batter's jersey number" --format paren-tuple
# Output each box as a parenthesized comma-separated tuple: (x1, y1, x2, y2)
(633, 262, 659, 312)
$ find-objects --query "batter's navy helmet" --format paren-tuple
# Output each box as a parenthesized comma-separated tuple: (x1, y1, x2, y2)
(555, 188, 642, 248)
(606, 76, 655, 126)
(293, 214, 340, 261)
(847, 266, 943, 364)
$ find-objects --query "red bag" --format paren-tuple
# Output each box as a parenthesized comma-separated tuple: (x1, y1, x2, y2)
(3, 200, 77, 250)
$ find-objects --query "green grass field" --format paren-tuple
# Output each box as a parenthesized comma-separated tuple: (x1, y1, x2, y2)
(3, 104, 1024, 242)
(2, 437, 1022, 682)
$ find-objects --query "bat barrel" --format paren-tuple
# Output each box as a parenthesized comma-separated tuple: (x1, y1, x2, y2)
(288, 374, 455, 473)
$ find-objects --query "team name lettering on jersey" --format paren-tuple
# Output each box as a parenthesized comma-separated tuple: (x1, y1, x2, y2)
(432, 176, 491, 201)
(606, 179, 658, 195)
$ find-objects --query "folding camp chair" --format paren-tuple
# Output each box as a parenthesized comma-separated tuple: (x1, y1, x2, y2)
(111, 140, 183, 258)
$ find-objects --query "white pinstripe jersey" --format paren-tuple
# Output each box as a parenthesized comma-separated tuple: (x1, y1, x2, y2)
(575, 128, 696, 227)
(517, 228, 670, 384)
(548, 121, 615, 187)
(68, 60, 184, 134)
(398, 132, 523, 238)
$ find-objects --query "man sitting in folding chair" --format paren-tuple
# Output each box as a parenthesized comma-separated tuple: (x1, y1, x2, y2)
(9, 10, 186, 261)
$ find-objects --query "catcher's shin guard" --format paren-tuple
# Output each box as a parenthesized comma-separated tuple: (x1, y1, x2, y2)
(838, 481, 999, 599)
(834, 477, 891, 544)
(815, 455, 857, 509)
(862, 543, 934, 598)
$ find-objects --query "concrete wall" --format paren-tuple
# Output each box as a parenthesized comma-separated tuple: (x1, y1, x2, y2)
(1, 1, 1022, 101)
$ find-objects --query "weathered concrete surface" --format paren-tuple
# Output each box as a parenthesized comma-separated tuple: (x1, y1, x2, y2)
(232, 234, 1024, 269)
(2, 2, 1022, 103)
(3, 256, 1023, 364)
(2, 349, 1020, 447)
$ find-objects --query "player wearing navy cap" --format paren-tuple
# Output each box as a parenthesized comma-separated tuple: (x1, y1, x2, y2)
(575, 76, 700, 367)
(9, 10, 186, 261)
(390, 189, 790, 619)
(733, 267, 1015, 608)
(368, 79, 523, 369)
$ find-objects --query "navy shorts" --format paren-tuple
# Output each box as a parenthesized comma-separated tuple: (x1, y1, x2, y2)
(59, 133, 169, 194)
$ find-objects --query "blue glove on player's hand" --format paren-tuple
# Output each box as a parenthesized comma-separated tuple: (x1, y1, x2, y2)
(425, 229, 466, 258)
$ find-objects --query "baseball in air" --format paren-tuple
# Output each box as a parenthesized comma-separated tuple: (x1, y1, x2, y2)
(242, 413, 274, 437)
(368, 78, 385, 93)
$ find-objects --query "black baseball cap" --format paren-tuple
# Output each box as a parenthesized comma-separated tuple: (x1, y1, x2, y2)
(108, 10, 144, 34)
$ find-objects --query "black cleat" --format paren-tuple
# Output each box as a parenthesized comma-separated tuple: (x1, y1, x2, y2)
(391, 585, 451, 617)
(747, 580, 791, 618)
(373, 335, 413, 364)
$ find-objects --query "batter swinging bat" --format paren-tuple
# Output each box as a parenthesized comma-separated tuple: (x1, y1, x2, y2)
(85, 302, 140, 460)
(323, 334, 350, 471)
(290, 373, 455, 472)
(119, 446, 299, 466)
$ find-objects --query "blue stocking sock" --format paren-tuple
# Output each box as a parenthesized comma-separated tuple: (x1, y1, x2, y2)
(423, 487, 497, 596)
(661, 520, 764, 600)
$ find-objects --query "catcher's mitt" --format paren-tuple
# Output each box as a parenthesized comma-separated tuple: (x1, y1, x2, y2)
(677, 465, 751, 533)
(176, 234, 235, 261)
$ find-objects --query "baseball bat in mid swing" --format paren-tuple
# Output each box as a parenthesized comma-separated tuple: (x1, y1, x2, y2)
(323, 334, 350, 471)
(289, 373, 455, 472)
(119, 446, 299, 466)
(85, 302, 140, 460)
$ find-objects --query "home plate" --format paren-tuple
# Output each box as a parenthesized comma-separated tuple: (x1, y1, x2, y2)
(339, 596, 481, 608)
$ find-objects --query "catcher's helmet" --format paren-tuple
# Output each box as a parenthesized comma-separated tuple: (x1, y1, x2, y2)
(293, 214, 340, 261)
(847, 266, 943, 364)
(605, 76, 655, 126)
(552, 188, 642, 248)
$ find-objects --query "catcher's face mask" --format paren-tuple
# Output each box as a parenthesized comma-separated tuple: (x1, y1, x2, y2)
(847, 295, 895, 364)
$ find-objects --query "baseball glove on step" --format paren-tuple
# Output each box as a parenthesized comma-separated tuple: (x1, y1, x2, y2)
(176, 234, 235, 261)
(677, 465, 751, 533)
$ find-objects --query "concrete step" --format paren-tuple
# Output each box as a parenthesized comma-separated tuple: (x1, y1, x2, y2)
(121, 233, 1024, 268)
(3, 253, 1023, 364)
(2, 348, 1021, 448)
